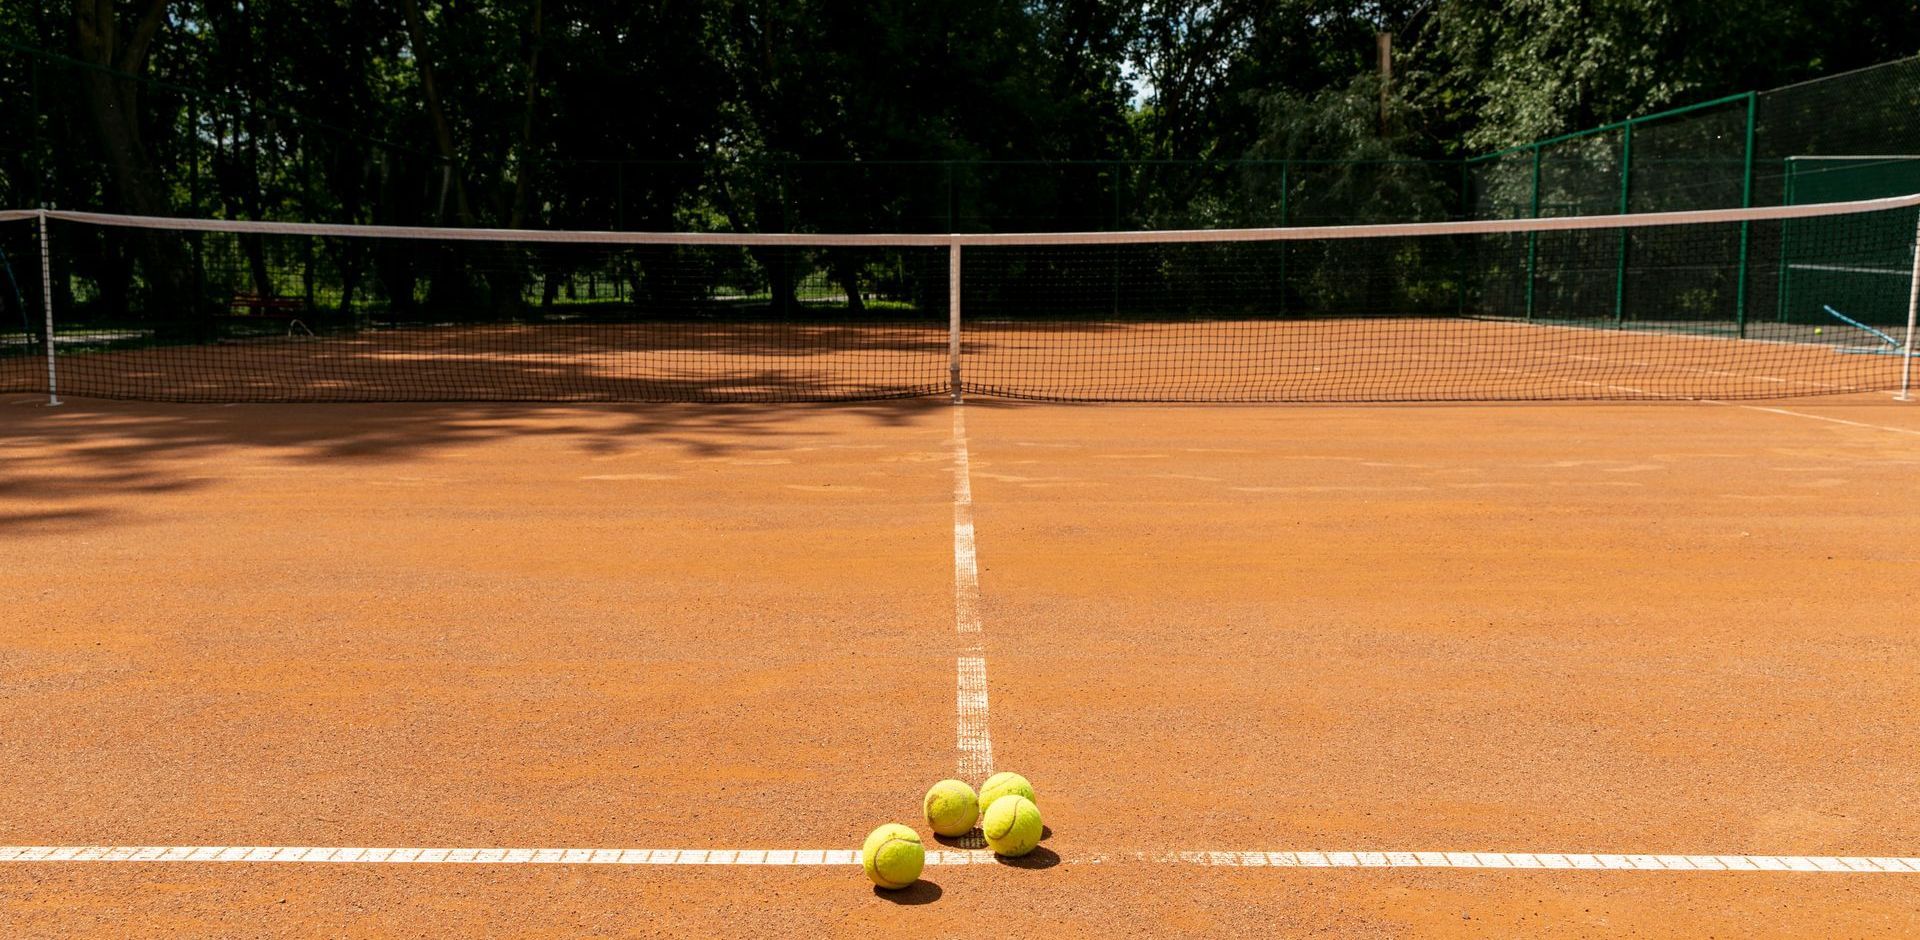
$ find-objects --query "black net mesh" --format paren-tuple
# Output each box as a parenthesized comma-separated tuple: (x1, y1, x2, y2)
(0, 215, 40, 394)
(3, 203, 1912, 404)
(18, 219, 950, 402)
(959, 206, 1915, 401)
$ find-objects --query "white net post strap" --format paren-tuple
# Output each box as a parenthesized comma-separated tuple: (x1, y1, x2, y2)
(1904, 212, 1920, 401)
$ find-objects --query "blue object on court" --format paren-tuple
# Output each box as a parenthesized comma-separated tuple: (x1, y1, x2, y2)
(1821, 304, 1901, 348)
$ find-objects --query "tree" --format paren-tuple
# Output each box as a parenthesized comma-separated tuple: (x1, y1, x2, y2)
(71, 0, 201, 333)
(1415, 0, 1920, 154)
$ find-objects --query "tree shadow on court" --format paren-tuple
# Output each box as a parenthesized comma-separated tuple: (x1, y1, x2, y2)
(874, 880, 943, 905)
(0, 390, 958, 536)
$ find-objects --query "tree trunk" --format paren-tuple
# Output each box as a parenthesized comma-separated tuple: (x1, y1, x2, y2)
(830, 251, 865, 315)
(398, 0, 475, 226)
(72, 0, 202, 335)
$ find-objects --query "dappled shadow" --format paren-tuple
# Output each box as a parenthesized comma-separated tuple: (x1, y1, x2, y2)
(0, 392, 954, 535)
(0, 507, 115, 534)
(16, 322, 958, 404)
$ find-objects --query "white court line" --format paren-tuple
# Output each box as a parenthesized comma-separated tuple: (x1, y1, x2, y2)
(2, 846, 1915, 872)
(1498, 366, 1920, 435)
(1167, 852, 1919, 872)
(0, 847, 968, 866)
(1710, 402, 1920, 436)
(956, 655, 992, 782)
(1542, 349, 1865, 395)
(952, 405, 982, 640)
(1787, 263, 1907, 276)
(951, 405, 993, 783)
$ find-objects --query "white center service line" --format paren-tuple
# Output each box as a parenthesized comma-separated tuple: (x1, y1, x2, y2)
(951, 405, 993, 784)
(2, 847, 1914, 873)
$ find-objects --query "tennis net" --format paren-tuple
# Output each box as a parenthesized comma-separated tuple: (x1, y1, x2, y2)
(2, 196, 1916, 404)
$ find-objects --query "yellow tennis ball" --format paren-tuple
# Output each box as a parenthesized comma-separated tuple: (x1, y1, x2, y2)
(860, 823, 925, 889)
(1814, 327, 1824, 334)
(981, 794, 1042, 857)
(923, 779, 980, 837)
(978, 771, 1037, 815)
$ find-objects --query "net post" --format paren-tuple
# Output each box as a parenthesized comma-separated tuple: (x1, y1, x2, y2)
(948, 241, 962, 403)
(1734, 91, 1757, 338)
(36, 209, 60, 407)
(1901, 211, 1920, 401)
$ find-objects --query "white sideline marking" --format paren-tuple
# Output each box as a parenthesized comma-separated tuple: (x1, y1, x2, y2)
(2, 846, 1915, 872)
(952, 405, 993, 785)
(1713, 402, 1920, 436)
(1539, 349, 1859, 396)
(1787, 263, 1908, 276)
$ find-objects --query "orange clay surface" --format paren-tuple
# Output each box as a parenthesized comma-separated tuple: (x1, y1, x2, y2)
(2, 392, 1918, 936)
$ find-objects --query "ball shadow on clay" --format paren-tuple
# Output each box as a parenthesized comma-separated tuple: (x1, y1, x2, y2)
(873, 879, 944, 904)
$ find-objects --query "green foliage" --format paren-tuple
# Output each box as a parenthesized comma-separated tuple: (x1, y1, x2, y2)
(1417, 0, 1920, 153)
(4, 0, 1918, 234)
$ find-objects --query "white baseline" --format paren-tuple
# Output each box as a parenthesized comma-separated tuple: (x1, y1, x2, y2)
(1, 847, 1915, 872)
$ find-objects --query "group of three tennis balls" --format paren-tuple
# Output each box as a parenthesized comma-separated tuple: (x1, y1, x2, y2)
(860, 771, 1043, 889)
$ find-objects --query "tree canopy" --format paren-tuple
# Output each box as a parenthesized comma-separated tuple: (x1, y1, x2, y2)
(3, 0, 1917, 230)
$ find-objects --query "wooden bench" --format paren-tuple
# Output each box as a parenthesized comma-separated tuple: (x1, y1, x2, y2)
(227, 292, 308, 319)
(221, 292, 326, 336)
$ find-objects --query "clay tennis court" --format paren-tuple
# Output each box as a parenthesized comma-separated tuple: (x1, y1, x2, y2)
(3, 389, 1916, 936)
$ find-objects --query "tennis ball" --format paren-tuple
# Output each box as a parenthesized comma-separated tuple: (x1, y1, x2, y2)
(977, 771, 1037, 816)
(923, 779, 980, 837)
(860, 823, 925, 889)
(1814, 327, 1825, 334)
(981, 794, 1043, 857)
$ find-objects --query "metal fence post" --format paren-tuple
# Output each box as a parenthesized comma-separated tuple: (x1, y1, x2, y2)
(1525, 144, 1541, 319)
(1613, 123, 1633, 325)
(1278, 159, 1290, 316)
(1456, 159, 1470, 318)
(1775, 158, 1795, 323)
(1734, 91, 1757, 336)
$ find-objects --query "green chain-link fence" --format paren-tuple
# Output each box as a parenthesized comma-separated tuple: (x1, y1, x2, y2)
(1467, 56, 1920, 337)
